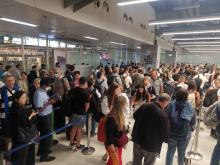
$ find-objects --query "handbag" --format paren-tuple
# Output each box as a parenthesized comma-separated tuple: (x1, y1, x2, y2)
(115, 132, 129, 148)
(17, 124, 37, 143)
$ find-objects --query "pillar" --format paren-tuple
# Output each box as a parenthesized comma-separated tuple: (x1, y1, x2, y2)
(21, 36, 25, 71)
(46, 35, 49, 70)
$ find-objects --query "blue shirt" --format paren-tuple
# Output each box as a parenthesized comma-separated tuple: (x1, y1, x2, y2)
(34, 88, 52, 116)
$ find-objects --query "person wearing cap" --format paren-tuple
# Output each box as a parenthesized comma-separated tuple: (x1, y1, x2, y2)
(132, 93, 171, 165)
(0, 74, 20, 158)
(33, 78, 57, 162)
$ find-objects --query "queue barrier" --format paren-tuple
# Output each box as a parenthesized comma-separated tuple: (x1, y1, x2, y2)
(0, 111, 96, 163)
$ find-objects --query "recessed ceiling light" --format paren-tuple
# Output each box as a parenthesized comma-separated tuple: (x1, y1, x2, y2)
(149, 15, 220, 26)
(84, 36, 99, 40)
(163, 29, 220, 36)
(117, 0, 159, 6)
(0, 17, 38, 27)
(110, 42, 126, 46)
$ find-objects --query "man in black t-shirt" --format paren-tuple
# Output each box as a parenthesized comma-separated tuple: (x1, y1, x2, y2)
(69, 77, 89, 151)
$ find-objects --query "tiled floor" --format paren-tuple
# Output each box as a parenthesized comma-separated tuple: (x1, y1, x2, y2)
(35, 121, 216, 165)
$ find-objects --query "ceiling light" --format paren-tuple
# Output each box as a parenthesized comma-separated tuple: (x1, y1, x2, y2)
(149, 15, 220, 26)
(0, 17, 38, 27)
(189, 50, 220, 53)
(163, 29, 220, 36)
(110, 42, 126, 46)
(177, 41, 220, 45)
(137, 46, 141, 49)
(172, 37, 220, 41)
(180, 45, 220, 47)
(186, 48, 220, 51)
(117, 0, 159, 6)
(84, 36, 99, 40)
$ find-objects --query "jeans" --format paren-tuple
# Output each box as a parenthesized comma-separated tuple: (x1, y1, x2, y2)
(86, 113, 97, 135)
(211, 124, 220, 165)
(133, 143, 158, 165)
(166, 135, 191, 165)
(37, 114, 52, 158)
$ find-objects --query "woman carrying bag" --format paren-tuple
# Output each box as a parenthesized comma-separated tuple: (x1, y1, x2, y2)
(9, 91, 38, 165)
(105, 95, 129, 165)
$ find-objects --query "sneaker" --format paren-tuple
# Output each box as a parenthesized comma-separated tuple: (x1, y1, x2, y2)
(40, 156, 56, 162)
(72, 144, 85, 152)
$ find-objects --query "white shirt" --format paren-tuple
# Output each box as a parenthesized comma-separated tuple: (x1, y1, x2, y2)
(123, 74, 132, 88)
(193, 74, 208, 89)
(177, 82, 188, 90)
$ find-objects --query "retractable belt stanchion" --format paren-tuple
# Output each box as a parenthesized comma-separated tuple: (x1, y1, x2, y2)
(81, 113, 95, 155)
(186, 104, 203, 163)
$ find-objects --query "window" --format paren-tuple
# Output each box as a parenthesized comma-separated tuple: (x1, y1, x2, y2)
(39, 38, 46, 47)
(26, 37, 38, 46)
(49, 40, 59, 48)
(60, 42, 66, 48)
(12, 37, 21, 44)
(67, 44, 76, 48)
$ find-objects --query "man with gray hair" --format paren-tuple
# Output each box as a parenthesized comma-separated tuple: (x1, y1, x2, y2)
(132, 93, 171, 165)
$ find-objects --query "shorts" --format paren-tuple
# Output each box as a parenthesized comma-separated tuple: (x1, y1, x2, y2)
(70, 114, 86, 128)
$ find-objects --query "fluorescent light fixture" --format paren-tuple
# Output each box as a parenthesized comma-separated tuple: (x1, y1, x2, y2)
(84, 36, 99, 40)
(117, 0, 159, 6)
(0, 17, 37, 27)
(163, 29, 220, 36)
(189, 50, 220, 53)
(177, 41, 220, 45)
(180, 45, 220, 47)
(187, 49, 220, 51)
(110, 42, 126, 46)
(137, 46, 141, 49)
(149, 15, 220, 26)
(172, 37, 220, 41)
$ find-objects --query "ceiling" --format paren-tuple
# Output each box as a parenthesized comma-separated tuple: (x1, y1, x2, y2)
(149, 0, 220, 52)
(0, 0, 147, 50)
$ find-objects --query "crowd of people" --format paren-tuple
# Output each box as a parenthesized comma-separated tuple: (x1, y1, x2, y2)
(0, 62, 219, 165)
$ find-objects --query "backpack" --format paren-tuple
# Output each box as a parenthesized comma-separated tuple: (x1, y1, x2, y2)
(169, 102, 190, 140)
(203, 88, 218, 107)
(94, 80, 104, 95)
(194, 75, 203, 95)
(204, 101, 220, 128)
(164, 82, 177, 99)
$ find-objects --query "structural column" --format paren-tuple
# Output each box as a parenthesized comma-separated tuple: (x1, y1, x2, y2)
(21, 35, 25, 71)
(46, 34, 49, 70)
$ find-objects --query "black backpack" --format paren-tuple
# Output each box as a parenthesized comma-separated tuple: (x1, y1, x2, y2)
(94, 80, 104, 95)
(195, 75, 203, 94)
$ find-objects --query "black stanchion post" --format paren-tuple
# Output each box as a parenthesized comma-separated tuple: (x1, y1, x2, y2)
(81, 113, 95, 155)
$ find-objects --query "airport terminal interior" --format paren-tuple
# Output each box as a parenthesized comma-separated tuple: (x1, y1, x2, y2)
(1, 0, 220, 165)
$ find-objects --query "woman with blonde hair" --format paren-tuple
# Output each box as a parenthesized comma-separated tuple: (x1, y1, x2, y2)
(105, 95, 128, 165)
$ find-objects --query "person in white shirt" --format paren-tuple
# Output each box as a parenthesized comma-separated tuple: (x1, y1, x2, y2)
(177, 75, 188, 90)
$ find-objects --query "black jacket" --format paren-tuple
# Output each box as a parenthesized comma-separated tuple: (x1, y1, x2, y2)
(132, 102, 170, 153)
